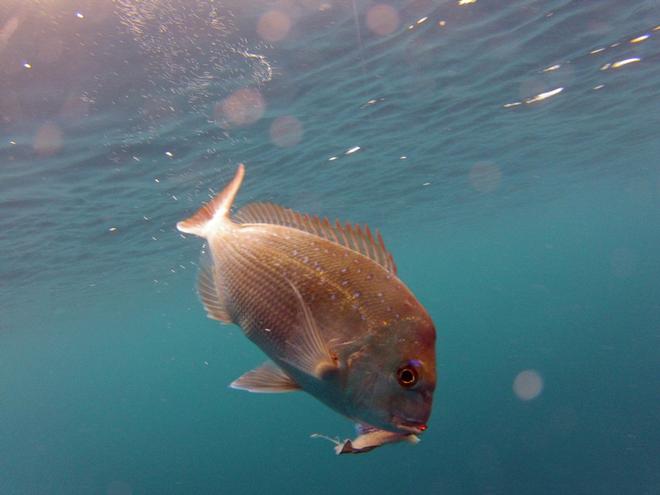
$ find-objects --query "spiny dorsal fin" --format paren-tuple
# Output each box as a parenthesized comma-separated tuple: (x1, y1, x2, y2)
(230, 361, 300, 393)
(235, 202, 397, 274)
(197, 253, 232, 323)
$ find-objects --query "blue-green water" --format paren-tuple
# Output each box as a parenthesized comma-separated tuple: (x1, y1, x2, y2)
(1, 1, 659, 493)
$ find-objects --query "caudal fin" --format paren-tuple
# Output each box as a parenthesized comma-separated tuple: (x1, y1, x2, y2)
(176, 164, 245, 238)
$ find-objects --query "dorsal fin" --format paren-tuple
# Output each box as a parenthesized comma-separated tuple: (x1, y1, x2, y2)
(235, 202, 397, 274)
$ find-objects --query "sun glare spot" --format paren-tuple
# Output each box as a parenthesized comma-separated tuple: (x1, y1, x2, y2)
(513, 370, 543, 401)
(366, 4, 399, 36)
(215, 88, 266, 127)
(270, 116, 303, 147)
(257, 10, 292, 42)
(630, 34, 649, 44)
(525, 87, 563, 104)
(611, 58, 641, 69)
(33, 123, 63, 155)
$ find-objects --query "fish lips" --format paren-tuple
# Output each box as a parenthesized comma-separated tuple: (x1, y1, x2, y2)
(393, 418, 428, 435)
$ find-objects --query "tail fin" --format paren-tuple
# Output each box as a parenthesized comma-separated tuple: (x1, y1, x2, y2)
(176, 163, 245, 238)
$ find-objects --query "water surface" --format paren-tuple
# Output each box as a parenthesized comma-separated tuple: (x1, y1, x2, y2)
(1, 1, 659, 493)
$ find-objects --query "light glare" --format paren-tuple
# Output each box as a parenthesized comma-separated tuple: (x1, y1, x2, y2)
(513, 370, 543, 401)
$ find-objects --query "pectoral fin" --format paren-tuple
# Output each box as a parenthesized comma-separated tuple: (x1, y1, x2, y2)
(283, 279, 339, 380)
(230, 361, 300, 393)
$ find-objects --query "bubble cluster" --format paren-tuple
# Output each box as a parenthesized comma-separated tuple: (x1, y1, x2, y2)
(114, 0, 273, 119)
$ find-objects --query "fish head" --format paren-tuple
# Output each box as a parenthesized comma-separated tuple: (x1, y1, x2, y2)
(345, 315, 436, 434)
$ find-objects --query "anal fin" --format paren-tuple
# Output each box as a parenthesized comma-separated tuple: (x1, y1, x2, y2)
(230, 361, 301, 393)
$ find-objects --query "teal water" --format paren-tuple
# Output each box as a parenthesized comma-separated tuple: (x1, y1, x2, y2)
(1, 1, 659, 493)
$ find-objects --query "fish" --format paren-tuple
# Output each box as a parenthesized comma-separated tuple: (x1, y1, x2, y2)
(177, 164, 436, 454)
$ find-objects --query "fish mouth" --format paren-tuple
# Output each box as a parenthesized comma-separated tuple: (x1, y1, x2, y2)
(393, 419, 428, 435)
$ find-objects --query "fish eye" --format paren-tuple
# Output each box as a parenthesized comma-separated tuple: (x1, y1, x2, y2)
(397, 366, 418, 388)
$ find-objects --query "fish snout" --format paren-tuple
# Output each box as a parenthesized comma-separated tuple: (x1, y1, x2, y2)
(392, 391, 433, 434)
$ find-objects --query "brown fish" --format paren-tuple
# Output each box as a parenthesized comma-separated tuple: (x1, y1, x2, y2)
(177, 164, 436, 453)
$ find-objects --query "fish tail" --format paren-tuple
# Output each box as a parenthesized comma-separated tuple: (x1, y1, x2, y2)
(176, 163, 245, 238)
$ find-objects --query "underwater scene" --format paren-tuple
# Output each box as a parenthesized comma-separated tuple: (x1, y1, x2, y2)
(1, 0, 659, 493)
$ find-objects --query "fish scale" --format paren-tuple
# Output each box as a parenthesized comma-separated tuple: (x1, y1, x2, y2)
(218, 221, 428, 361)
(220, 238, 297, 348)
(223, 228, 370, 350)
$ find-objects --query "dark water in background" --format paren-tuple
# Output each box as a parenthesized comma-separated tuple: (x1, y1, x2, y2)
(1, 0, 659, 493)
